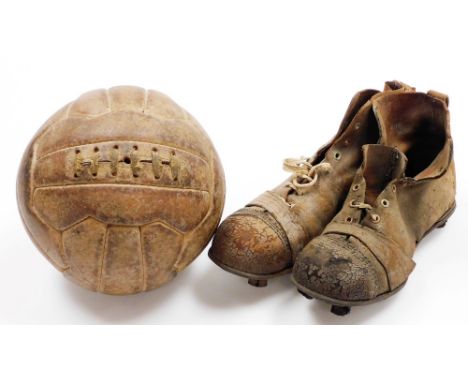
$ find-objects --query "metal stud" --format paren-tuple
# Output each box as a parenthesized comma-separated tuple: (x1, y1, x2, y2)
(248, 279, 267, 287)
(331, 305, 351, 316)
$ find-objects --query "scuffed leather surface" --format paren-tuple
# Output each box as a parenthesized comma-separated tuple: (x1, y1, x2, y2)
(294, 89, 456, 303)
(210, 208, 292, 275)
(294, 234, 389, 301)
(17, 86, 225, 295)
(210, 87, 385, 276)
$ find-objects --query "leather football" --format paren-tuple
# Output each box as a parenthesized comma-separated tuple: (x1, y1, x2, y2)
(17, 86, 225, 295)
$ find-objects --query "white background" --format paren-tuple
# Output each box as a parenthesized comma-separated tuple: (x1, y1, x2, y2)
(1, 0, 467, 325)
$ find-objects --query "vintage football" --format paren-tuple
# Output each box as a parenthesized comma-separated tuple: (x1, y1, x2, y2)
(17, 86, 225, 295)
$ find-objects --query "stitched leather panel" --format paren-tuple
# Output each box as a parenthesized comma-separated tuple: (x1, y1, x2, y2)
(247, 191, 309, 255)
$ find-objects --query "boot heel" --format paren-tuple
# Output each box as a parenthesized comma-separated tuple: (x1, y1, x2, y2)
(419, 203, 456, 242)
(435, 203, 456, 229)
(436, 220, 448, 229)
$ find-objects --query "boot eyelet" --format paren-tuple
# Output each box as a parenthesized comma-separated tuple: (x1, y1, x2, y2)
(349, 199, 357, 207)
(352, 184, 360, 191)
(381, 199, 390, 207)
(371, 214, 381, 223)
(346, 216, 353, 223)
(392, 185, 397, 193)
(333, 151, 341, 161)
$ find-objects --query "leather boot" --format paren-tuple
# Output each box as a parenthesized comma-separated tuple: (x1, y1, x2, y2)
(209, 81, 414, 286)
(292, 89, 456, 315)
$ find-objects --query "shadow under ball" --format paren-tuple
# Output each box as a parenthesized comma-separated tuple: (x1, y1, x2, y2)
(17, 86, 225, 295)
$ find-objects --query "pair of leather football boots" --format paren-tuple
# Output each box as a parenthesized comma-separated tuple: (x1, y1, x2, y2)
(208, 81, 456, 315)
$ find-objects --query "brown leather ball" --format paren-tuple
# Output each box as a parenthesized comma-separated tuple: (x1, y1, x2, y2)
(17, 86, 225, 295)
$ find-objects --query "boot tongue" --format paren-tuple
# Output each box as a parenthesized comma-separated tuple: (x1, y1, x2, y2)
(361, 144, 406, 204)
(383, 80, 415, 92)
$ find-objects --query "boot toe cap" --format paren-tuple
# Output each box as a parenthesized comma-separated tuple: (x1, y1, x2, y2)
(209, 210, 292, 276)
(293, 234, 389, 302)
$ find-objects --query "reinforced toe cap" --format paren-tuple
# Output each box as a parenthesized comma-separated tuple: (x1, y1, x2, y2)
(293, 234, 389, 302)
(209, 208, 292, 276)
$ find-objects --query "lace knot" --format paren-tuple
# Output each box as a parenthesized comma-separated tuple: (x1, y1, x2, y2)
(283, 157, 331, 195)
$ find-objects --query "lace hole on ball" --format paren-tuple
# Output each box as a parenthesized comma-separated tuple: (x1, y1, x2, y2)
(346, 216, 353, 223)
(371, 214, 381, 223)
(352, 184, 360, 191)
(381, 199, 390, 207)
(333, 151, 341, 161)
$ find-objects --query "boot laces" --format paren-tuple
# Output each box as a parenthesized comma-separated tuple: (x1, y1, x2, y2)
(349, 200, 380, 223)
(283, 157, 331, 195)
(349, 200, 373, 210)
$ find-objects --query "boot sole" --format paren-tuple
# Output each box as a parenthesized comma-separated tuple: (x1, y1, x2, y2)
(208, 248, 292, 287)
(291, 202, 456, 315)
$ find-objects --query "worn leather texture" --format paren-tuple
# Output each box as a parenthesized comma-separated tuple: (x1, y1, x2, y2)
(17, 86, 225, 295)
(209, 82, 414, 278)
(293, 89, 456, 304)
